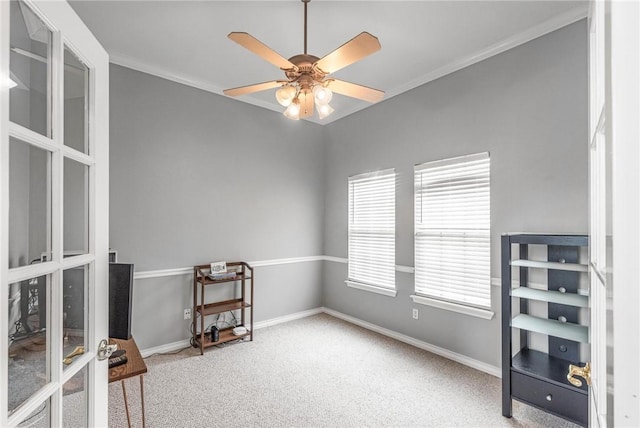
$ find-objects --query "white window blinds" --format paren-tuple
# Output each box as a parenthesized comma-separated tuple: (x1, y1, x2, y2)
(414, 153, 490, 308)
(348, 169, 396, 290)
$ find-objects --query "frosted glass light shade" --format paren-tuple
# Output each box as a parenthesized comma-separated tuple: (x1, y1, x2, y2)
(313, 85, 332, 105)
(276, 86, 296, 106)
(317, 103, 334, 119)
(283, 98, 301, 120)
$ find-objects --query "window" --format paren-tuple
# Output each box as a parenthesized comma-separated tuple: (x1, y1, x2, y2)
(347, 169, 396, 294)
(414, 153, 490, 309)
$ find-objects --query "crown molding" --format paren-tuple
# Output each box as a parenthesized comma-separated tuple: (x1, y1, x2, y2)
(383, 6, 588, 103)
(108, 6, 587, 126)
(109, 51, 325, 125)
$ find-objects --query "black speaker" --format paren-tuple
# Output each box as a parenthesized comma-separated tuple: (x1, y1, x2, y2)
(109, 263, 134, 339)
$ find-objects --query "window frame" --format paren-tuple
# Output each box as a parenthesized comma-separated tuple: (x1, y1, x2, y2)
(346, 168, 397, 297)
(412, 153, 493, 318)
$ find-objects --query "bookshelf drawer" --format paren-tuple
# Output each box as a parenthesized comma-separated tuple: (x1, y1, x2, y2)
(512, 371, 587, 425)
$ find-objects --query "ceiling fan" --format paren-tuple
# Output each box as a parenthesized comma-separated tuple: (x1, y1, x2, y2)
(223, 0, 385, 121)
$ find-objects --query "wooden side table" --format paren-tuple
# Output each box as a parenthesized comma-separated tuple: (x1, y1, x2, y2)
(109, 337, 148, 428)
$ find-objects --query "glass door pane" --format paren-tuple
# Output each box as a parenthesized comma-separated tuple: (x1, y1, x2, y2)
(9, 137, 51, 268)
(62, 265, 88, 371)
(62, 366, 87, 427)
(63, 47, 89, 155)
(63, 158, 89, 256)
(9, 0, 51, 137)
(16, 399, 49, 427)
(7, 276, 50, 414)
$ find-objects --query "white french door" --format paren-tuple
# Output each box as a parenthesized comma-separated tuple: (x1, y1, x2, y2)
(587, 1, 610, 426)
(0, 0, 109, 426)
(588, 0, 640, 427)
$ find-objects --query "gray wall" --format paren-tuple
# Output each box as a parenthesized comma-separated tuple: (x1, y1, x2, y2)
(109, 65, 325, 349)
(321, 21, 588, 368)
(109, 20, 588, 359)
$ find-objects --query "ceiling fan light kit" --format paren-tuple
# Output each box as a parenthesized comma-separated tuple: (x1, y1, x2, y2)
(276, 86, 296, 107)
(284, 98, 301, 120)
(223, 0, 384, 121)
(317, 103, 334, 120)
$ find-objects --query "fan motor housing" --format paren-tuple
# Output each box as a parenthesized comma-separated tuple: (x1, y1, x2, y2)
(286, 54, 325, 82)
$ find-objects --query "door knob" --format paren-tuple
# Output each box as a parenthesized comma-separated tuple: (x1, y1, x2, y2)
(96, 339, 118, 361)
(567, 362, 591, 387)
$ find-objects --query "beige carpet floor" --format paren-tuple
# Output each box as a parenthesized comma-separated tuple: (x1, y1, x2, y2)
(108, 313, 580, 427)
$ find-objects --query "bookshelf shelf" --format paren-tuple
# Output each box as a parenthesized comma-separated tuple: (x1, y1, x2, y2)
(502, 234, 589, 427)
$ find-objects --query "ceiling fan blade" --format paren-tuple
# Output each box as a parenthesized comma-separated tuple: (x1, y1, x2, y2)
(327, 79, 385, 103)
(314, 32, 381, 74)
(223, 80, 283, 97)
(228, 32, 296, 70)
(300, 91, 314, 118)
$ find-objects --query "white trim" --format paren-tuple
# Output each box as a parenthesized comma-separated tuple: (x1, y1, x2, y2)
(109, 52, 226, 94)
(61, 145, 95, 167)
(7, 261, 59, 284)
(348, 168, 395, 181)
(249, 255, 323, 268)
(322, 307, 501, 378)
(108, 7, 586, 126)
(134, 267, 191, 280)
(610, 1, 640, 424)
(61, 253, 95, 270)
(139, 307, 324, 357)
(0, 0, 9, 422)
(414, 151, 488, 172)
(8, 122, 57, 152)
(323, 255, 348, 264)
(134, 257, 587, 298)
(133, 256, 325, 280)
(252, 307, 324, 330)
(108, 52, 321, 123)
(410, 295, 495, 320)
(345, 280, 398, 297)
(60, 353, 95, 383)
(7, 383, 59, 428)
(381, 6, 587, 108)
(328, 11, 585, 127)
(140, 339, 191, 358)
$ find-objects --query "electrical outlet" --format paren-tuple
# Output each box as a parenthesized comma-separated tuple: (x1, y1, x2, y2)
(184, 308, 192, 320)
(412, 308, 419, 320)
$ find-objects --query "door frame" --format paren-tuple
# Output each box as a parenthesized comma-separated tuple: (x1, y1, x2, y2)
(587, 0, 608, 426)
(609, 0, 640, 426)
(0, 0, 109, 426)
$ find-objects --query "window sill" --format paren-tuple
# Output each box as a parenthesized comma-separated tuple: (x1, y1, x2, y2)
(345, 280, 397, 297)
(410, 295, 494, 320)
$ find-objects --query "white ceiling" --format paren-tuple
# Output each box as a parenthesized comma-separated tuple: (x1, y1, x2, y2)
(69, 0, 588, 125)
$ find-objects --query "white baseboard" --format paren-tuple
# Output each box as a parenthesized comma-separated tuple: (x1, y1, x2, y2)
(140, 339, 191, 358)
(321, 307, 501, 378)
(139, 307, 324, 357)
(139, 306, 501, 379)
(253, 307, 324, 330)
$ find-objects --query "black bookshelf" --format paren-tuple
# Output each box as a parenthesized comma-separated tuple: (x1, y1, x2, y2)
(501, 233, 589, 427)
